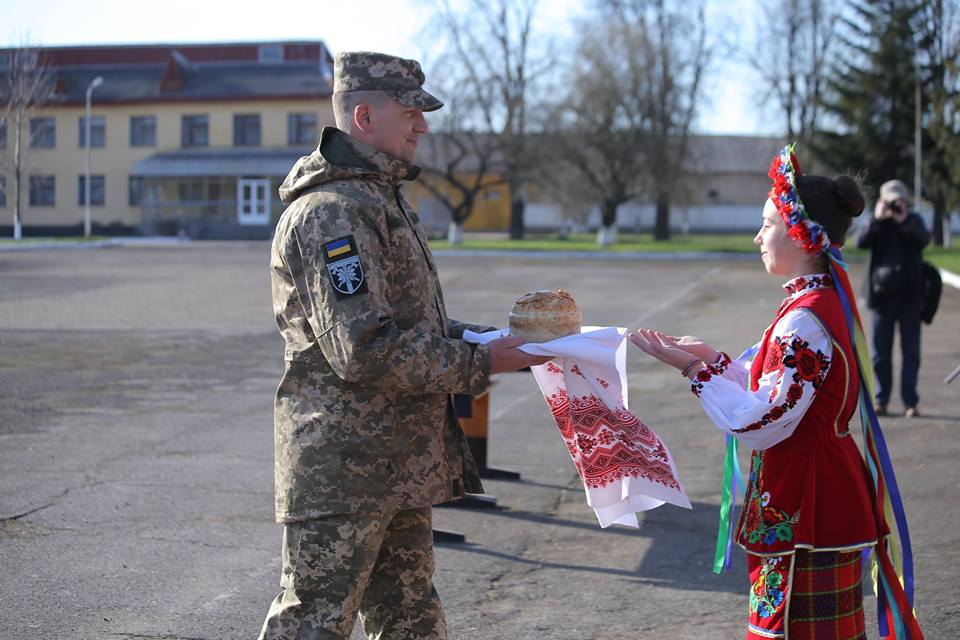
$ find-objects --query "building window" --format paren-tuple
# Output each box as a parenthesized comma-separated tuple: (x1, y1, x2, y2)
(181, 114, 209, 147)
(130, 116, 157, 147)
(30, 117, 55, 148)
(288, 113, 317, 146)
(78, 175, 106, 206)
(233, 114, 261, 147)
(18, 50, 38, 67)
(258, 45, 284, 63)
(29, 175, 55, 206)
(78, 116, 106, 148)
(0, 119, 6, 149)
(178, 180, 205, 202)
(129, 176, 145, 206)
(0, 176, 6, 208)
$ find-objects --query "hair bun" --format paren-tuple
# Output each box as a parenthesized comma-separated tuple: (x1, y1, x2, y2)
(834, 176, 865, 218)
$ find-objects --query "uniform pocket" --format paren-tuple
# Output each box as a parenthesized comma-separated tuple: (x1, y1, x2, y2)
(342, 391, 397, 441)
(340, 444, 396, 481)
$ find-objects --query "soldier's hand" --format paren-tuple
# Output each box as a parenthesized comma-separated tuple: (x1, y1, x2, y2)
(488, 335, 553, 374)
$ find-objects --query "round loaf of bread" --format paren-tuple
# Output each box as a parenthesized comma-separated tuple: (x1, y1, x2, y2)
(508, 290, 582, 343)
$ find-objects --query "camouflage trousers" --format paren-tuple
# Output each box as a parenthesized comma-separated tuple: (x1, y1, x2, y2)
(258, 505, 447, 640)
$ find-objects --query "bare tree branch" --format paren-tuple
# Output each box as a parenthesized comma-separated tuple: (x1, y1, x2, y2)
(749, 0, 837, 141)
(429, 0, 544, 238)
(1, 44, 57, 240)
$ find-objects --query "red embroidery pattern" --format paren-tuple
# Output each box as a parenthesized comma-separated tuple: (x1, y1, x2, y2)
(595, 377, 610, 389)
(762, 340, 784, 376)
(546, 362, 563, 374)
(690, 353, 732, 397)
(570, 364, 586, 378)
(783, 273, 833, 297)
(731, 335, 830, 434)
(545, 390, 680, 491)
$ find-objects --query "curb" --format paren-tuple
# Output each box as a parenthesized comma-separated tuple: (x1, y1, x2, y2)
(431, 249, 759, 262)
(1, 240, 957, 287)
(0, 237, 191, 252)
(940, 268, 960, 291)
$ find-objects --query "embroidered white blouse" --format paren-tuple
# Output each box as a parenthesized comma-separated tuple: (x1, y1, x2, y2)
(690, 274, 835, 451)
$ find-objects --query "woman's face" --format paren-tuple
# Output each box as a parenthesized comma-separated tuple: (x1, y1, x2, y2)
(754, 199, 808, 276)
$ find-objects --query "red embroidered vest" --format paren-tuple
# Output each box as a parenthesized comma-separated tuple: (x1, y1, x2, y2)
(736, 285, 886, 555)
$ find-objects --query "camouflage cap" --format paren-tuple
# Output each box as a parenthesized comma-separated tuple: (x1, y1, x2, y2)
(333, 51, 443, 112)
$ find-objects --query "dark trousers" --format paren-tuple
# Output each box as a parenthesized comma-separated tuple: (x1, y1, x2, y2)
(870, 307, 922, 407)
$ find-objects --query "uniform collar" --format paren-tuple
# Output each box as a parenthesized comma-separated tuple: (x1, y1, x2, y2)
(318, 126, 421, 184)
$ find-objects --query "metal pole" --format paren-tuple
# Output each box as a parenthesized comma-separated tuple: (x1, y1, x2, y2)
(914, 57, 922, 206)
(84, 76, 103, 239)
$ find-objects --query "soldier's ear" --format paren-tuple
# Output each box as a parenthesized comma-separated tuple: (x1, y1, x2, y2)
(353, 104, 374, 134)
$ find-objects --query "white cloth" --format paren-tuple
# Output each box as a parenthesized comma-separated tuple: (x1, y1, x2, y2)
(464, 327, 690, 528)
(691, 275, 835, 451)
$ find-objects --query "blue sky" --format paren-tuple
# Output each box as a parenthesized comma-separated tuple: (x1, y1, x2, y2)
(0, 0, 771, 136)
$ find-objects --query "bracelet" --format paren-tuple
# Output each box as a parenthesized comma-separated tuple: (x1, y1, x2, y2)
(680, 358, 702, 378)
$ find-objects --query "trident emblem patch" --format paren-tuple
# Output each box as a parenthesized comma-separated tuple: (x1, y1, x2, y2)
(322, 235, 368, 299)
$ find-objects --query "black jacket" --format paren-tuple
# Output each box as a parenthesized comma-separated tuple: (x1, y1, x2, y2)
(857, 212, 931, 311)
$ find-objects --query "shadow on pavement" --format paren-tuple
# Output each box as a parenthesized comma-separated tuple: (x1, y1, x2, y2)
(442, 501, 746, 594)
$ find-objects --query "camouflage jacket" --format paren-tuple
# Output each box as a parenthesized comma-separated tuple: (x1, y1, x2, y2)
(270, 126, 488, 522)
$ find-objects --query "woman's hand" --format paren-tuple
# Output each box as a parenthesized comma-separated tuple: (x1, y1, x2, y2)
(666, 335, 719, 363)
(629, 329, 704, 372)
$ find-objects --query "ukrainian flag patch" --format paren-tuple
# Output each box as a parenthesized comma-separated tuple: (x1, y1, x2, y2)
(324, 237, 352, 259)
(322, 235, 367, 299)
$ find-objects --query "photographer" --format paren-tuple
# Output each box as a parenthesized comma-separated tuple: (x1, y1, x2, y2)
(857, 179, 931, 417)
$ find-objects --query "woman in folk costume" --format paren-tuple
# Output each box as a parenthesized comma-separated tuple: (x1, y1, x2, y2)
(630, 145, 923, 640)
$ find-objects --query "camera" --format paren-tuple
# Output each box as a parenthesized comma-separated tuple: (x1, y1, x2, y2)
(883, 200, 901, 216)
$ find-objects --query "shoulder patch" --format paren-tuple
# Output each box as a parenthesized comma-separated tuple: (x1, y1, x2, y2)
(323, 235, 368, 299)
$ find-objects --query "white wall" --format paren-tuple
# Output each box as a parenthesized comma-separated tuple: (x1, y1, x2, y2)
(527, 201, 960, 235)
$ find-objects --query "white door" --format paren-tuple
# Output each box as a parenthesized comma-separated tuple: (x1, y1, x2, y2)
(237, 178, 270, 225)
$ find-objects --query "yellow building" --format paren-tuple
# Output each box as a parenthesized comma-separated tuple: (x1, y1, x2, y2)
(0, 42, 335, 238)
(0, 42, 791, 239)
(405, 171, 510, 233)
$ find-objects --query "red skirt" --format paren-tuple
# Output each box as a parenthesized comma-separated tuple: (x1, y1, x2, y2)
(747, 549, 866, 640)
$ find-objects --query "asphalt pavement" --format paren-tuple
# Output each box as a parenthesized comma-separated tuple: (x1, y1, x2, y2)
(0, 243, 957, 639)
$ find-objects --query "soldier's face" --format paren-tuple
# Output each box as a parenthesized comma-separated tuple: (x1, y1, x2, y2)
(367, 98, 428, 162)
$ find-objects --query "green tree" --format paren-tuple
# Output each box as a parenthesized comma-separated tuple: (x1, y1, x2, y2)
(815, 0, 927, 189)
(918, 0, 960, 246)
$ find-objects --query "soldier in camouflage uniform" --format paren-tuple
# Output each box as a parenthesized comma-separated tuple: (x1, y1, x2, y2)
(258, 51, 548, 640)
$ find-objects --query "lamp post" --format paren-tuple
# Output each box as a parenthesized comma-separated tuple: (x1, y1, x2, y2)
(84, 76, 104, 239)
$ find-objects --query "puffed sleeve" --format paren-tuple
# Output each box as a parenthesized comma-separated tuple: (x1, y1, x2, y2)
(690, 309, 832, 450)
(707, 346, 755, 390)
(278, 195, 490, 395)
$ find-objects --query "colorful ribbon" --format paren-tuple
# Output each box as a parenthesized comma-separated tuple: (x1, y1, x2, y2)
(712, 435, 741, 573)
(828, 255, 921, 638)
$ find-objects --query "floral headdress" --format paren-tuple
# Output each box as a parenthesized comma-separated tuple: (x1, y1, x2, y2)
(767, 143, 831, 255)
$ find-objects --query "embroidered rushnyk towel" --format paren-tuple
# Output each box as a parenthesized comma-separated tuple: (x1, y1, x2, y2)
(464, 327, 691, 527)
